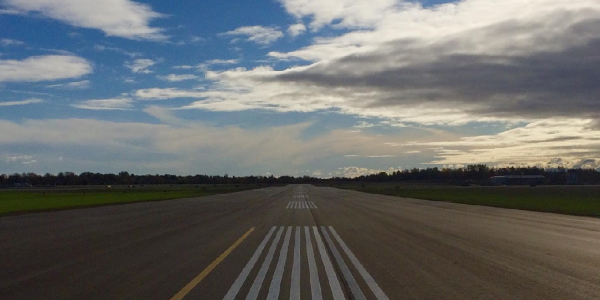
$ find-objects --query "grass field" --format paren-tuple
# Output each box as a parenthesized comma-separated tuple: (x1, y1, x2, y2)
(0, 184, 263, 215)
(336, 184, 600, 217)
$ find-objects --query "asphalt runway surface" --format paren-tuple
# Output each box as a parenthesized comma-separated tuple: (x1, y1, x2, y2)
(2, 185, 600, 299)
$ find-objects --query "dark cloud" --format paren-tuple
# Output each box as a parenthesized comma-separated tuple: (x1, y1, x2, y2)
(271, 15, 600, 121)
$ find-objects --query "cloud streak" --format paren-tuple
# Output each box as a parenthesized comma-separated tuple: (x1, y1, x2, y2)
(221, 26, 283, 45)
(72, 97, 134, 110)
(156, 74, 199, 82)
(0, 98, 44, 106)
(3, 0, 167, 41)
(46, 80, 90, 89)
(0, 38, 25, 46)
(125, 58, 157, 74)
(0, 55, 92, 83)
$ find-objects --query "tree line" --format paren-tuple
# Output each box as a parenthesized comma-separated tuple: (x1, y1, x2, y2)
(1, 165, 599, 186)
(333, 165, 600, 185)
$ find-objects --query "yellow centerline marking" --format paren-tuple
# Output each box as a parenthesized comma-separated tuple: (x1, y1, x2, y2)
(169, 227, 255, 300)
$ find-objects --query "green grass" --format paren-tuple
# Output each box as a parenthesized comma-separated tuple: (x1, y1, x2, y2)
(0, 184, 262, 215)
(337, 184, 600, 217)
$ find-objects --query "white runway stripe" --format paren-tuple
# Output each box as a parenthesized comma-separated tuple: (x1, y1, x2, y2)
(223, 227, 276, 300)
(321, 227, 366, 300)
(246, 227, 284, 300)
(267, 227, 291, 300)
(290, 227, 301, 300)
(286, 202, 292, 209)
(312, 226, 345, 300)
(329, 227, 390, 300)
(305, 227, 323, 300)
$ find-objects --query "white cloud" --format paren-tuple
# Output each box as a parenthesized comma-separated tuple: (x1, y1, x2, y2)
(287, 23, 306, 36)
(0, 98, 43, 106)
(6, 90, 53, 97)
(405, 119, 600, 168)
(173, 65, 194, 70)
(353, 121, 376, 128)
(278, 0, 397, 30)
(164, 0, 600, 129)
(0, 38, 24, 46)
(46, 80, 90, 89)
(3, 0, 167, 41)
(156, 74, 199, 82)
(174, 59, 239, 72)
(0, 118, 414, 174)
(0, 8, 22, 14)
(93, 45, 142, 58)
(221, 26, 283, 45)
(0, 55, 92, 83)
(135, 88, 205, 100)
(205, 59, 239, 65)
(336, 166, 395, 178)
(5, 155, 37, 164)
(72, 97, 134, 110)
(190, 36, 205, 43)
(125, 58, 156, 74)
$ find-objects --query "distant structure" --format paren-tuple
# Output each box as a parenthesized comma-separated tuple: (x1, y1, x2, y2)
(566, 169, 578, 185)
(490, 175, 545, 186)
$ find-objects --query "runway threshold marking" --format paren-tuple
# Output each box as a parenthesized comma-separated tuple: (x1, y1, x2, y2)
(169, 227, 255, 300)
(286, 201, 317, 209)
(223, 226, 389, 299)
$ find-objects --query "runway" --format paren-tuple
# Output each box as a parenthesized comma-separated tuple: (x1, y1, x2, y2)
(1, 185, 600, 299)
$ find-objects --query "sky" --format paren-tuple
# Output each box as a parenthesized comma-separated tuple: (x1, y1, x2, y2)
(1, 0, 600, 177)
